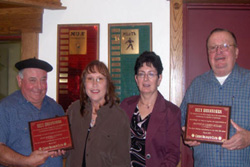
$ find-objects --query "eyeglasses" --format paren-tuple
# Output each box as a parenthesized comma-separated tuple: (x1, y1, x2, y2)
(85, 77, 106, 84)
(137, 72, 158, 79)
(208, 43, 236, 53)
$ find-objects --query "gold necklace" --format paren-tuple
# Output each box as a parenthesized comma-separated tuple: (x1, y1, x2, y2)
(139, 100, 152, 109)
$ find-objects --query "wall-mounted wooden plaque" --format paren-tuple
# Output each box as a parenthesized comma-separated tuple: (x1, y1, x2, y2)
(57, 24, 99, 110)
(108, 23, 152, 101)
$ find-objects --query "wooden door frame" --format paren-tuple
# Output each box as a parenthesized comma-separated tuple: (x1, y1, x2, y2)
(170, 0, 184, 106)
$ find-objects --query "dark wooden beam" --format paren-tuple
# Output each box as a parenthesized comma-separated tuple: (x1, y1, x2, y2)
(0, 7, 43, 35)
(0, 0, 66, 9)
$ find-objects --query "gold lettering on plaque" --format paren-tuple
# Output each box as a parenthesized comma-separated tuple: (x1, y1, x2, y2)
(59, 79, 68, 83)
(60, 56, 69, 61)
(60, 62, 69, 66)
(112, 68, 121, 72)
(60, 46, 69, 50)
(60, 52, 69, 56)
(112, 74, 121, 78)
(59, 73, 68, 77)
(121, 29, 139, 54)
(112, 57, 120, 61)
(60, 40, 69, 45)
(60, 34, 69, 38)
(61, 29, 69, 33)
(112, 46, 120, 50)
(112, 28, 120, 33)
(60, 68, 68, 72)
(112, 51, 120, 56)
(112, 34, 120, 42)
(112, 40, 120, 45)
(69, 30, 87, 55)
(112, 63, 121, 67)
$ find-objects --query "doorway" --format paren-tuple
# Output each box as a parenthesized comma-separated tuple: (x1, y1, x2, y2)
(0, 41, 21, 100)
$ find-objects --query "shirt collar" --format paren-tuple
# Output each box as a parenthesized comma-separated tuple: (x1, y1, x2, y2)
(17, 90, 47, 107)
(208, 63, 239, 84)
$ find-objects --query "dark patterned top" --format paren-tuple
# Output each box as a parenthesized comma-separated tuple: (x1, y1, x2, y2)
(130, 106, 151, 167)
(82, 126, 91, 167)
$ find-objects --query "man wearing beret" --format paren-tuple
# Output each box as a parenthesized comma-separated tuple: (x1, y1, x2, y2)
(0, 58, 65, 167)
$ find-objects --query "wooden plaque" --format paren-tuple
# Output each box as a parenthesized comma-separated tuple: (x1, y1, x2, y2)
(57, 24, 99, 110)
(29, 116, 73, 151)
(185, 103, 231, 144)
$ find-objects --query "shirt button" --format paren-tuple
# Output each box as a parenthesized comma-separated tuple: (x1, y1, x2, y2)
(146, 154, 151, 159)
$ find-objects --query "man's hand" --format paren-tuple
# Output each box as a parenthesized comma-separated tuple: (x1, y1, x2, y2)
(222, 119, 250, 150)
(25, 150, 54, 167)
(0, 144, 54, 167)
(50, 149, 66, 158)
(26, 149, 66, 166)
(182, 126, 201, 147)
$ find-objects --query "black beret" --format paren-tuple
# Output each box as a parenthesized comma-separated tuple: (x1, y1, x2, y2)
(15, 57, 53, 72)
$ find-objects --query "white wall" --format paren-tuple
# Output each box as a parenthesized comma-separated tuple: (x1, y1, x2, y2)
(39, 0, 170, 101)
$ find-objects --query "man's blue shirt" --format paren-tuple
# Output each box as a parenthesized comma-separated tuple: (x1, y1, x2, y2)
(181, 64, 250, 167)
(0, 90, 65, 167)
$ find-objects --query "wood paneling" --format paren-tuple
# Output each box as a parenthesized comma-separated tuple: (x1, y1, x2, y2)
(21, 32, 39, 60)
(0, 7, 43, 35)
(170, 0, 184, 107)
(0, 0, 65, 59)
(170, 1, 184, 167)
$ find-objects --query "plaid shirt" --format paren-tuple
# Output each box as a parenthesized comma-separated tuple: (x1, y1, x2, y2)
(181, 64, 250, 167)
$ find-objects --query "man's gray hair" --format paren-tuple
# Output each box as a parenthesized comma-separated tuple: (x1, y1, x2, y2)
(18, 70, 24, 79)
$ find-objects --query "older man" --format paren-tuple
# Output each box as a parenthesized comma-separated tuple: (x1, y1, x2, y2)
(0, 58, 65, 167)
(181, 28, 250, 166)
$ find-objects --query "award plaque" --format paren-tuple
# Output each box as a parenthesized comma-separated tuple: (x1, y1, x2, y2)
(108, 23, 152, 101)
(57, 24, 99, 111)
(29, 116, 73, 151)
(185, 103, 231, 144)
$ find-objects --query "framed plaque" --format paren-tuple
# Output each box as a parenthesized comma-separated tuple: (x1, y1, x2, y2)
(29, 116, 73, 151)
(185, 103, 231, 144)
(57, 24, 99, 110)
(108, 23, 152, 101)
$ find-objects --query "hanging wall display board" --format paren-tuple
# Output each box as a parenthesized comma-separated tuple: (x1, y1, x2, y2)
(57, 24, 99, 110)
(108, 23, 152, 101)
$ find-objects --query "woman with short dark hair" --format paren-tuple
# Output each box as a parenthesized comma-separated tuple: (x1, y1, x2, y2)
(121, 51, 181, 167)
